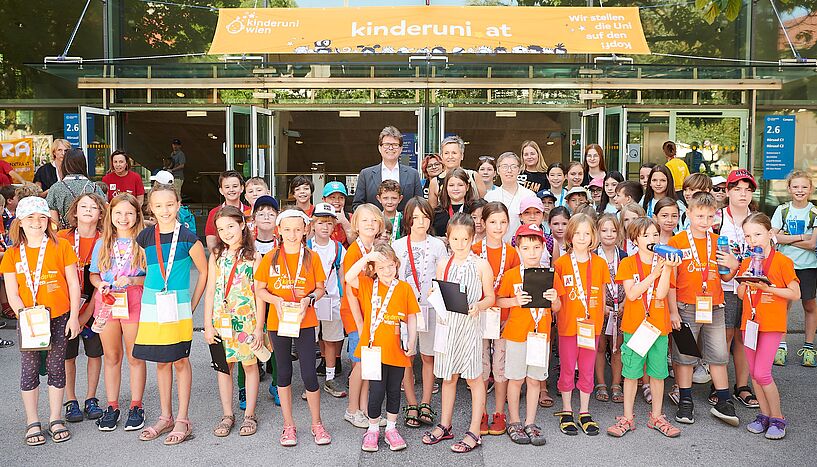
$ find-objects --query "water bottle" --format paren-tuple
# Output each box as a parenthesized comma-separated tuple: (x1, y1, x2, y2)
(750, 246, 765, 276)
(242, 333, 272, 363)
(647, 243, 683, 260)
(91, 292, 116, 333)
(717, 236, 731, 275)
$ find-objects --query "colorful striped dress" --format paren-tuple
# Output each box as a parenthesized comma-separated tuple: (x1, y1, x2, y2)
(434, 254, 483, 381)
(133, 224, 199, 363)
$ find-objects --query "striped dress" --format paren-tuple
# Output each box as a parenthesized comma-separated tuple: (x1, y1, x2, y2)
(132, 225, 199, 363)
(434, 254, 483, 380)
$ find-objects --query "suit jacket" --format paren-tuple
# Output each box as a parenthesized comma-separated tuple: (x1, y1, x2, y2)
(352, 162, 423, 212)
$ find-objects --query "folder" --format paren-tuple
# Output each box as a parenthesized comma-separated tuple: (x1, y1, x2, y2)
(433, 279, 469, 314)
(671, 322, 702, 358)
(523, 267, 554, 308)
(209, 337, 230, 374)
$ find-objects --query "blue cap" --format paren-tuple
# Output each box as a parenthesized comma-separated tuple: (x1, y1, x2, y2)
(253, 195, 279, 213)
(322, 181, 348, 198)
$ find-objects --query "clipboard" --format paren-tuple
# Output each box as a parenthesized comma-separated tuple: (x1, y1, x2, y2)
(209, 337, 230, 374)
(523, 268, 554, 308)
(735, 275, 772, 286)
(433, 279, 469, 314)
(670, 322, 702, 358)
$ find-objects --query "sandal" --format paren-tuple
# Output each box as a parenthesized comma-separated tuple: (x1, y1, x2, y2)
(648, 413, 681, 438)
(507, 422, 530, 444)
(578, 412, 600, 436)
(594, 384, 609, 402)
(733, 384, 760, 409)
(708, 384, 718, 406)
(606, 416, 635, 437)
(213, 415, 235, 437)
(140, 415, 174, 441)
(538, 388, 554, 408)
(451, 430, 481, 453)
(418, 403, 436, 426)
(239, 415, 257, 436)
(610, 385, 624, 403)
(422, 423, 453, 445)
(554, 411, 579, 436)
(164, 418, 194, 446)
(24, 422, 46, 446)
(404, 405, 421, 428)
(47, 420, 71, 443)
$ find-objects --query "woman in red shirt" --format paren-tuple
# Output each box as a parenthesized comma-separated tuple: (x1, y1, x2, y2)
(101, 151, 145, 205)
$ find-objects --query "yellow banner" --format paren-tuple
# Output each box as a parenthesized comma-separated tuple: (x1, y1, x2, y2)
(0, 138, 35, 181)
(210, 6, 650, 55)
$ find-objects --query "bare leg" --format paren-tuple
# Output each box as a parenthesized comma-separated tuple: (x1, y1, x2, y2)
(216, 363, 235, 417)
(507, 379, 523, 424)
(420, 355, 435, 404)
(100, 321, 124, 405)
(172, 358, 192, 433)
(347, 362, 361, 413)
(244, 363, 260, 417)
(305, 388, 323, 425)
(464, 377, 486, 444)
(279, 386, 295, 426)
(85, 356, 102, 400)
(121, 323, 146, 404)
(623, 378, 637, 420)
(524, 379, 540, 426)
(649, 377, 665, 417)
(156, 363, 174, 418)
(65, 358, 78, 401)
(804, 299, 817, 344)
(595, 334, 608, 386)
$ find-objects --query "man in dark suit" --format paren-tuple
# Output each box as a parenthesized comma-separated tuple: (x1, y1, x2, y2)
(352, 126, 423, 211)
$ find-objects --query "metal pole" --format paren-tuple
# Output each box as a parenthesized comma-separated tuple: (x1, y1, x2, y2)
(60, 0, 93, 58)
(102, 0, 109, 61)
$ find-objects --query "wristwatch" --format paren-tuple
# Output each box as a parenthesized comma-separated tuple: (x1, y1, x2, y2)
(307, 293, 317, 307)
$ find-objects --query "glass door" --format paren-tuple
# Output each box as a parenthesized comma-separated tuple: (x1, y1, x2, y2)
(226, 106, 251, 177)
(670, 110, 749, 176)
(251, 106, 274, 192)
(604, 107, 627, 174)
(581, 107, 604, 161)
(79, 106, 116, 178)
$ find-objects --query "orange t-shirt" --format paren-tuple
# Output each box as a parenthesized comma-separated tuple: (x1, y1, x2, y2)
(57, 229, 98, 290)
(472, 241, 520, 321)
(615, 255, 674, 335)
(498, 266, 552, 343)
(353, 276, 419, 367)
(553, 253, 610, 336)
(738, 252, 797, 333)
(667, 232, 724, 305)
(254, 247, 326, 332)
(0, 237, 78, 318)
(340, 240, 367, 333)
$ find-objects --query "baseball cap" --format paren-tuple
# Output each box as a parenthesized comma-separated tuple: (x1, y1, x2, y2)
(322, 181, 348, 198)
(566, 187, 589, 199)
(150, 170, 174, 185)
(16, 196, 50, 219)
(276, 209, 311, 227)
(588, 177, 604, 189)
(514, 223, 545, 243)
(313, 202, 337, 219)
(519, 197, 544, 214)
(710, 176, 727, 186)
(537, 189, 557, 201)
(726, 169, 757, 190)
(253, 195, 279, 213)
(172, 138, 182, 145)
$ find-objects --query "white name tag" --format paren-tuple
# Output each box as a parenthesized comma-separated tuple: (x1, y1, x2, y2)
(417, 305, 428, 333)
(277, 302, 302, 338)
(577, 319, 596, 350)
(526, 332, 550, 370)
(744, 320, 759, 351)
(217, 316, 233, 339)
(626, 320, 661, 358)
(156, 291, 179, 324)
(434, 321, 449, 354)
(361, 346, 382, 381)
(604, 311, 616, 336)
(111, 291, 129, 319)
(481, 307, 501, 340)
(20, 305, 51, 351)
(315, 297, 332, 321)
(695, 296, 713, 324)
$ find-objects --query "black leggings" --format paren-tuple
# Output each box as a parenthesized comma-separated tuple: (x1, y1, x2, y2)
(269, 327, 319, 392)
(368, 363, 404, 419)
(19, 314, 69, 391)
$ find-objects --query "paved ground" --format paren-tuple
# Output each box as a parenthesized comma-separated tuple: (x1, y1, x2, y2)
(0, 295, 813, 466)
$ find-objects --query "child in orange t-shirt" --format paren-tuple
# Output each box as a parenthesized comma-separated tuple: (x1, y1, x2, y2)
(0, 196, 81, 445)
(607, 217, 680, 439)
(496, 224, 558, 446)
(346, 243, 418, 452)
(254, 209, 330, 447)
(737, 213, 800, 440)
(552, 213, 610, 436)
(58, 193, 105, 423)
(471, 201, 520, 436)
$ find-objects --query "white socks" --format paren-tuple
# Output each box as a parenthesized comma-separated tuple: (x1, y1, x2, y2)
(326, 367, 336, 381)
(386, 419, 396, 431)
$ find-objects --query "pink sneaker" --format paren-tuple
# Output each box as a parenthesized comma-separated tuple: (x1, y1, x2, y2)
(311, 423, 332, 445)
(361, 430, 379, 452)
(384, 428, 407, 451)
(280, 425, 297, 446)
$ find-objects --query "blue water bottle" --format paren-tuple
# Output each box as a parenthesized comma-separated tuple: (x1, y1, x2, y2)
(717, 236, 731, 275)
(751, 246, 765, 276)
(648, 243, 683, 260)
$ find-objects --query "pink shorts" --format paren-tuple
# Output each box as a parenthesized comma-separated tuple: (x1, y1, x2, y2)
(93, 286, 143, 325)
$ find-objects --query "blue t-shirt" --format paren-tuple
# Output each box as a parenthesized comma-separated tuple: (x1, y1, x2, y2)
(90, 237, 146, 285)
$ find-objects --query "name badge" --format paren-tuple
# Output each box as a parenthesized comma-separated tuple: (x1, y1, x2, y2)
(277, 301, 302, 338)
(526, 332, 550, 370)
(625, 320, 661, 357)
(744, 320, 760, 351)
(563, 275, 574, 287)
(481, 307, 501, 340)
(577, 319, 596, 350)
(111, 291, 129, 319)
(361, 346, 382, 381)
(19, 305, 51, 351)
(218, 316, 233, 339)
(417, 305, 429, 333)
(156, 291, 179, 324)
(604, 311, 617, 336)
(695, 295, 713, 324)
(315, 297, 332, 321)
(434, 321, 449, 354)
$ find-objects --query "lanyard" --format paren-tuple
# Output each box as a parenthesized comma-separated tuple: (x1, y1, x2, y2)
(368, 278, 398, 346)
(570, 252, 594, 319)
(447, 204, 464, 218)
(481, 241, 507, 291)
(635, 254, 660, 317)
(686, 230, 711, 292)
(73, 229, 99, 265)
(558, 188, 565, 206)
(154, 223, 181, 291)
(596, 247, 620, 304)
(221, 250, 242, 307)
(390, 212, 402, 243)
(444, 254, 469, 285)
(748, 250, 776, 320)
(19, 236, 49, 306)
(282, 246, 305, 302)
(112, 238, 133, 280)
(356, 237, 371, 256)
(519, 267, 546, 332)
(406, 235, 429, 297)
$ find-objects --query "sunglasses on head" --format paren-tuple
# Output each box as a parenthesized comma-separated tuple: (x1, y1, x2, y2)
(479, 156, 495, 162)
(712, 187, 726, 193)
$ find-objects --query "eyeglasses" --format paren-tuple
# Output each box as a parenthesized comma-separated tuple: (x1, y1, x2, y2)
(712, 187, 726, 193)
(498, 164, 520, 171)
(426, 162, 442, 169)
(380, 143, 401, 150)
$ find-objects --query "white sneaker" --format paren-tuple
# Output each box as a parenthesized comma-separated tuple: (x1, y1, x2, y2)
(344, 410, 369, 428)
(692, 363, 711, 384)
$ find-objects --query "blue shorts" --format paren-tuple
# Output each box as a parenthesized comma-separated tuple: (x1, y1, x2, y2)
(347, 331, 361, 363)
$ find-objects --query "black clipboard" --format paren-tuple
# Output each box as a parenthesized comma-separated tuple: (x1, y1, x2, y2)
(735, 275, 772, 286)
(434, 279, 469, 314)
(209, 337, 230, 374)
(523, 267, 554, 308)
(670, 323, 702, 358)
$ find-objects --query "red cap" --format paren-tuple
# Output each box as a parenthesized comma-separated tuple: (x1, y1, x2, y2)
(514, 223, 545, 243)
(726, 169, 757, 190)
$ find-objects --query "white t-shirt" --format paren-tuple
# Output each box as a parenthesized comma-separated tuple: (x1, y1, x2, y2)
(392, 235, 448, 305)
(772, 202, 817, 270)
(310, 238, 346, 298)
(254, 238, 277, 256)
(484, 184, 537, 243)
(717, 207, 751, 292)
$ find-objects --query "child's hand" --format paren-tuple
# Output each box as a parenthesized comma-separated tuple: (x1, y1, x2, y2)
(271, 296, 285, 320)
(670, 311, 682, 330)
(113, 276, 130, 288)
(365, 252, 389, 263)
(98, 281, 112, 294)
(468, 305, 480, 319)
(404, 344, 416, 357)
(747, 280, 772, 293)
(716, 250, 739, 271)
(65, 317, 80, 339)
(543, 288, 557, 303)
(299, 296, 311, 321)
(251, 328, 265, 351)
(663, 254, 682, 268)
(203, 325, 218, 345)
(515, 288, 532, 307)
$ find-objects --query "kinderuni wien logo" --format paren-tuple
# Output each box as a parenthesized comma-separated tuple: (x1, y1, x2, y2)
(225, 12, 300, 35)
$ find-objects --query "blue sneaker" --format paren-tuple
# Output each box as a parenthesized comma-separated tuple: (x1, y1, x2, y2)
(64, 400, 83, 423)
(97, 406, 120, 431)
(747, 414, 769, 434)
(269, 384, 281, 406)
(84, 397, 104, 420)
(239, 388, 247, 411)
(124, 406, 145, 431)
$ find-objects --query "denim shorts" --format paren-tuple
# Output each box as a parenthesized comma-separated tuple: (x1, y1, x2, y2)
(671, 302, 729, 366)
(347, 330, 361, 363)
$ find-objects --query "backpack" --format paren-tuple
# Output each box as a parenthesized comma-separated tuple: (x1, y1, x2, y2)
(780, 202, 817, 233)
(307, 239, 343, 297)
(177, 205, 197, 234)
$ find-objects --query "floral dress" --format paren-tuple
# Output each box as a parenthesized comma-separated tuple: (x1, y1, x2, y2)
(213, 253, 271, 363)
